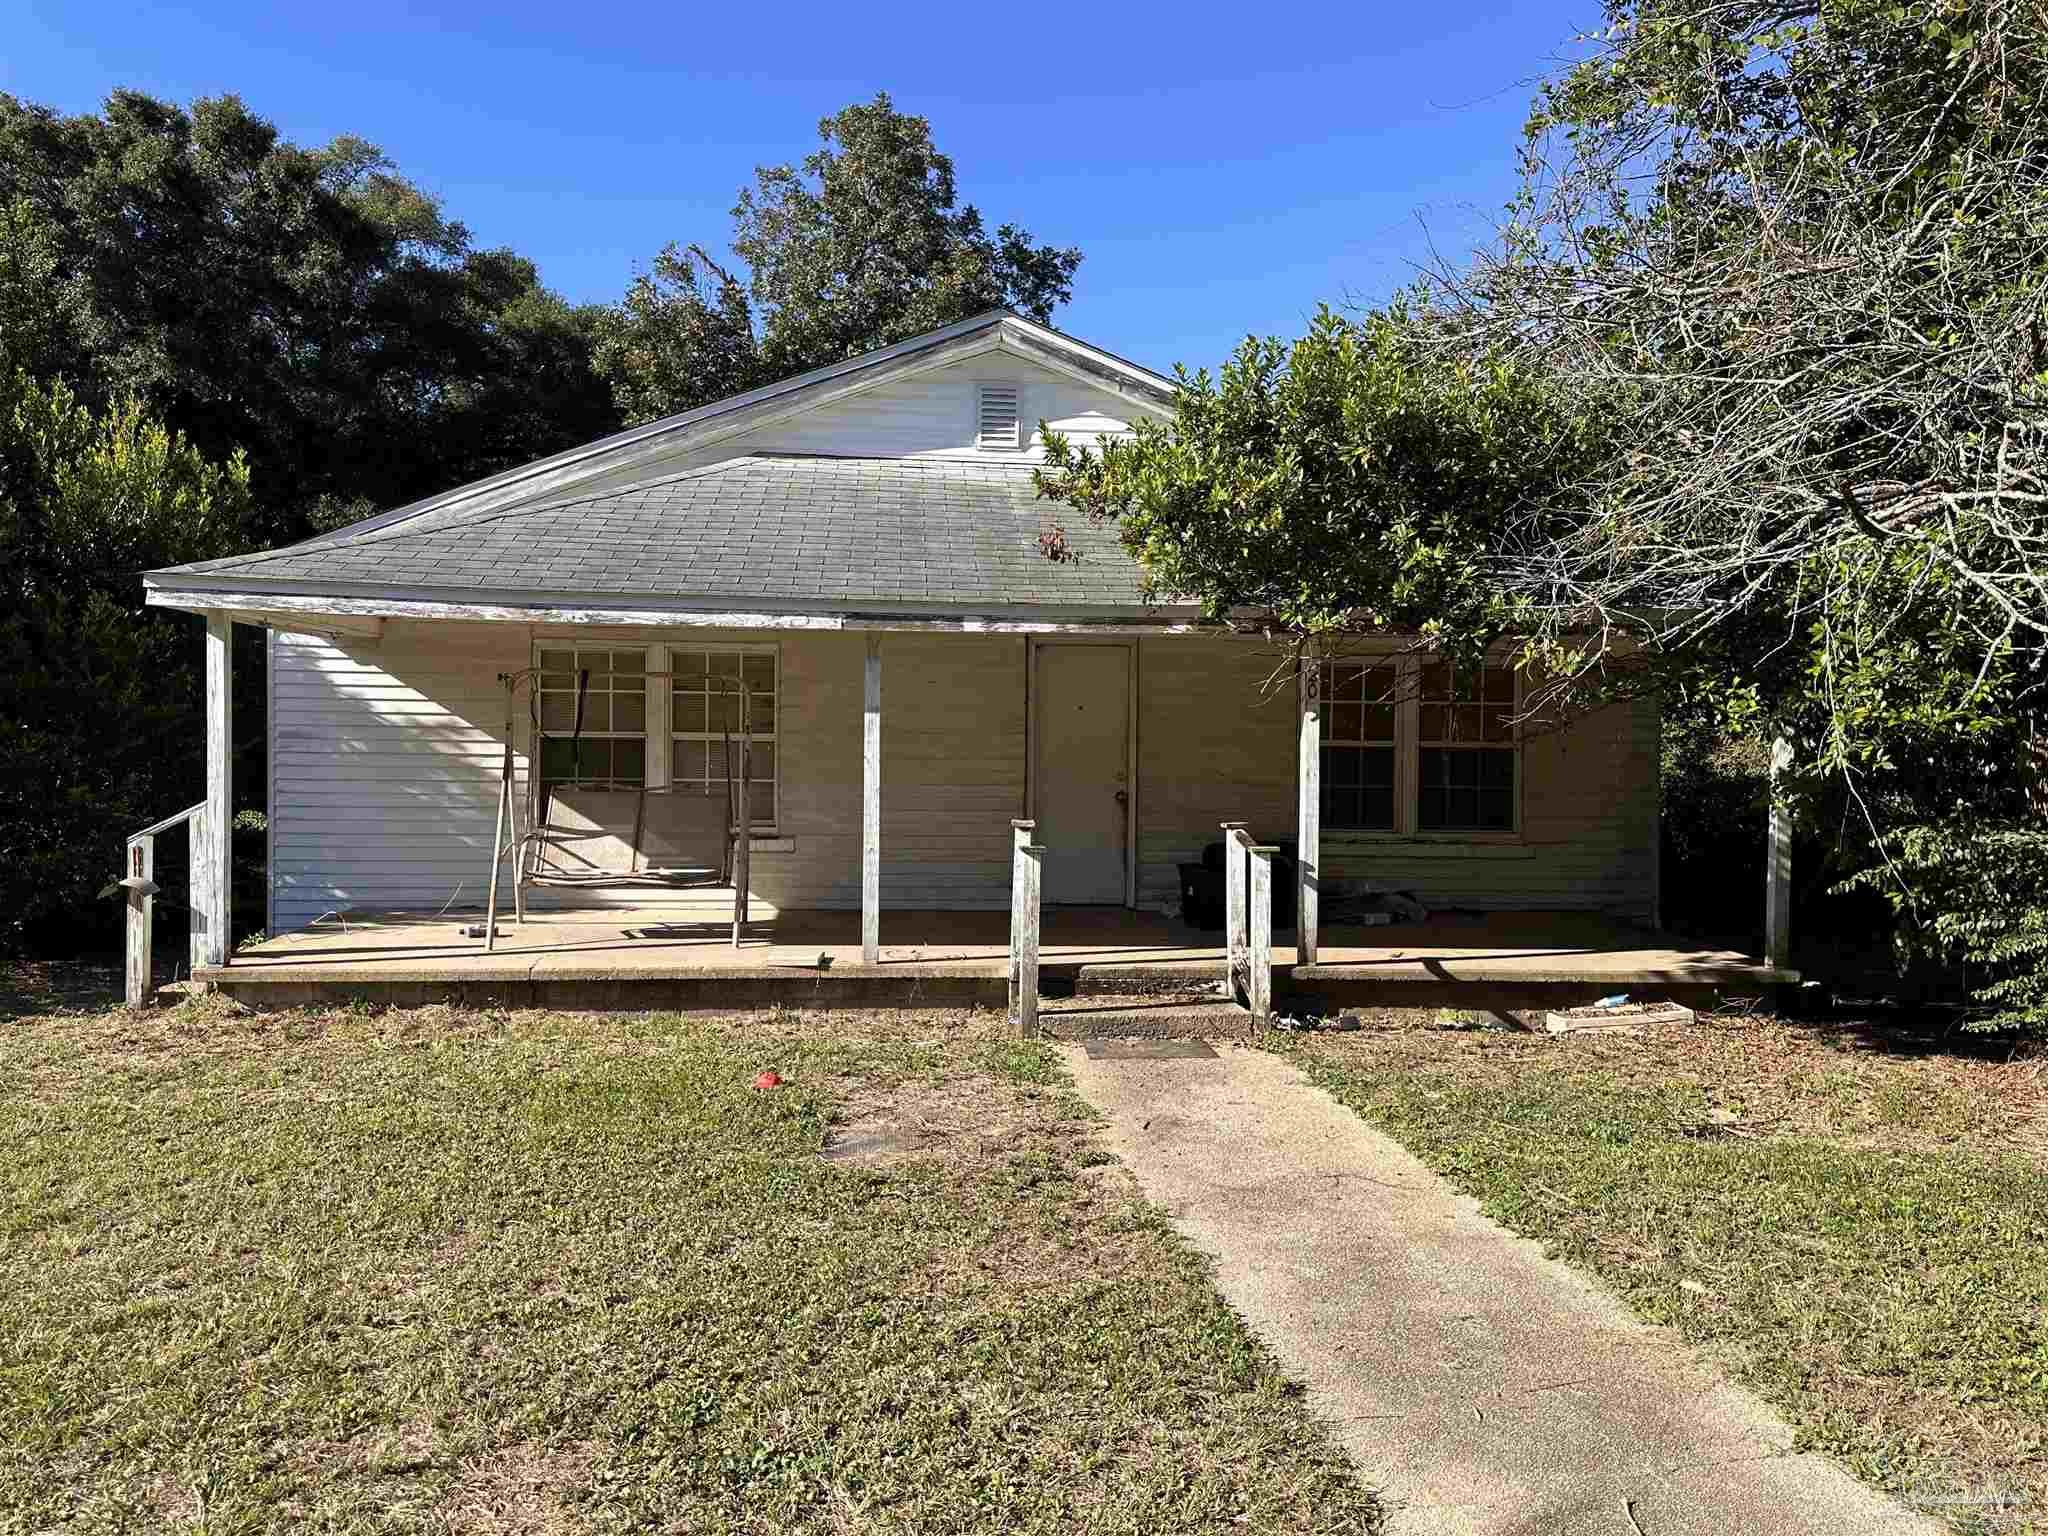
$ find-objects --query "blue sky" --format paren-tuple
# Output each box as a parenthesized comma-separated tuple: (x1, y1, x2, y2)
(6, 0, 1591, 375)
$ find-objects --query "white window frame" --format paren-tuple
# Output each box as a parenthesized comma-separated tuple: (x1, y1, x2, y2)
(533, 644, 649, 792)
(668, 641, 780, 831)
(1321, 653, 1523, 841)
(1319, 658, 1400, 832)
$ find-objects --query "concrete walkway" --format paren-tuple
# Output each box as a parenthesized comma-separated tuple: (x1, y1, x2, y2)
(1060, 1041, 1942, 1536)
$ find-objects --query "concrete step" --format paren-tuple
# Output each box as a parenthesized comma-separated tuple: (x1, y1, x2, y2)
(1037, 998, 1250, 1040)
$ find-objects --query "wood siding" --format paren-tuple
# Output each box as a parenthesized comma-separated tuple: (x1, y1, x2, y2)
(268, 626, 1655, 931)
(509, 356, 1136, 506)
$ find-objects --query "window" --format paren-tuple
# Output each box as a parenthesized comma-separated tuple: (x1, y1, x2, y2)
(1320, 661, 1398, 830)
(1416, 662, 1516, 831)
(535, 647, 645, 789)
(976, 383, 1021, 451)
(672, 646, 777, 827)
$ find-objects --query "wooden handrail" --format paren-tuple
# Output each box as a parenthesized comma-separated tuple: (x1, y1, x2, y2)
(121, 802, 209, 1009)
(133, 802, 206, 840)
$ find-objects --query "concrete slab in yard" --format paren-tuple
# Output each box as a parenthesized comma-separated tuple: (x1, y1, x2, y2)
(1078, 1038, 1219, 1060)
(1059, 1043, 1943, 1536)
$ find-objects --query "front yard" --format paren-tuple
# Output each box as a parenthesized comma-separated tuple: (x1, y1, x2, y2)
(1281, 1011, 2048, 1531)
(0, 991, 1376, 1534)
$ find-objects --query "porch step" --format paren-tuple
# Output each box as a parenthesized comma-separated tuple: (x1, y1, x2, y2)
(1037, 999, 1251, 1040)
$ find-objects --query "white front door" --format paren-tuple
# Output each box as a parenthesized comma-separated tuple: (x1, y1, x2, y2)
(1034, 644, 1130, 904)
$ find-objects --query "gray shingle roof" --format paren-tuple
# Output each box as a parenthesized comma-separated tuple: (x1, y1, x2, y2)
(161, 455, 1158, 610)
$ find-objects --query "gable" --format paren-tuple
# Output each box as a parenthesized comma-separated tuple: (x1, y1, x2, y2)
(553, 350, 1153, 505)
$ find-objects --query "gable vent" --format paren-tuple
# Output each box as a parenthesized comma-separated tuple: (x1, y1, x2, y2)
(976, 383, 1021, 451)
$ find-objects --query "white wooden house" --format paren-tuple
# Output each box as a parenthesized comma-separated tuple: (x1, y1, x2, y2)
(143, 311, 1662, 981)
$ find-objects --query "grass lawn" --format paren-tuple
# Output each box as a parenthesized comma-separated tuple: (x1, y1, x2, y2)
(0, 988, 1378, 1534)
(1280, 1011, 2048, 1532)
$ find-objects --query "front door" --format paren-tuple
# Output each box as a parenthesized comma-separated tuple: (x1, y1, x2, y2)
(1034, 644, 1130, 904)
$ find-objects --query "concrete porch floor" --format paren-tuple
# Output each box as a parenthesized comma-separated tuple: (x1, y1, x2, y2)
(200, 907, 1793, 1012)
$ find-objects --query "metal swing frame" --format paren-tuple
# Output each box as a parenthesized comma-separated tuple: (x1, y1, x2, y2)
(483, 664, 753, 950)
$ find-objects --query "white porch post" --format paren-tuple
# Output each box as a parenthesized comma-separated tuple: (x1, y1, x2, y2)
(1297, 653, 1320, 966)
(862, 634, 881, 964)
(197, 612, 233, 970)
(645, 642, 671, 790)
(1766, 736, 1793, 970)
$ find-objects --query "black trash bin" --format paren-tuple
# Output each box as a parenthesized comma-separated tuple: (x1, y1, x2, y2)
(1180, 839, 1296, 930)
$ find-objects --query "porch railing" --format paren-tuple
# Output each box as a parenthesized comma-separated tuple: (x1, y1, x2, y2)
(1221, 822, 1277, 1025)
(113, 802, 206, 1008)
(1008, 819, 1043, 1037)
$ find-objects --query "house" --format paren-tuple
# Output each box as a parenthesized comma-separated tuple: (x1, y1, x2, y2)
(141, 310, 1676, 999)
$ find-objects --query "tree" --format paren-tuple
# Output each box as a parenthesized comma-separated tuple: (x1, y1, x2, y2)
(1034, 305, 1592, 670)
(0, 91, 618, 544)
(0, 370, 255, 952)
(1034, 1, 2048, 1024)
(593, 94, 1083, 423)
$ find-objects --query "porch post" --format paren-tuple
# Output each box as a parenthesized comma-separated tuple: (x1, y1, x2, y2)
(862, 634, 881, 964)
(197, 612, 233, 970)
(1297, 653, 1320, 966)
(1766, 736, 1793, 970)
(645, 642, 671, 790)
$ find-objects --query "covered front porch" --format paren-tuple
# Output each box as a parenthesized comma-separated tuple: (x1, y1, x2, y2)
(196, 905, 1793, 1014)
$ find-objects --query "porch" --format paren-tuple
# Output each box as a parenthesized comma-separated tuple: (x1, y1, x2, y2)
(197, 905, 1792, 1015)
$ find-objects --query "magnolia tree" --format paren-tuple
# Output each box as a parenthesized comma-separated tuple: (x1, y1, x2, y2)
(1035, 305, 1597, 684)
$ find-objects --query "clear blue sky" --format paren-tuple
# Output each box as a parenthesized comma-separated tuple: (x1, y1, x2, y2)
(5, 0, 1591, 376)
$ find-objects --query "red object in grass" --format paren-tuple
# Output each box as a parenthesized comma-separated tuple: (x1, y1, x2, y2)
(753, 1070, 783, 1090)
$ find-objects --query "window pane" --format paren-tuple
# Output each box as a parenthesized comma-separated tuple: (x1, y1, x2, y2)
(671, 739, 705, 782)
(1418, 787, 1447, 830)
(1483, 666, 1515, 702)
(539, 693, 576, 733)
(673, 693, 707, 734)
(1324, 744, 1361, 787)
(540, 738, 575, 782)
(675, 651, 707, 685)
(1419, 703, 1446, 741)
(743, 653, 774, 691)
(1480, 751, 1515, 788)
(1361, 746, 1394, 787)
(1362, 786, 1393, 828)
(614, 693, 646, 732)
(708, 693, 741, 732)
(1364, 703, 1395, 739)
(613, 649, 645, 675)
(581, 694, 611, 732)
(707, 740, 727, 780)
(613, 739, 645, 784)
(1422, 662, 1452, 700)
(1480, 788, 1514, 829)
(707, 651, 739, 684)
(748, 786, 774, 825)
(1364, 666, 1398, 706)
(1329, 701, 1362, 743)
(1482, 705, 1513, 742)
(538, 648, 574, 673)
(751, 693, 775, 733)
(1326, 663, 1362, 701)
(749, 743, 775, 780)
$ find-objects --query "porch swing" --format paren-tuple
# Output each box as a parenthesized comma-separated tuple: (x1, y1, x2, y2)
(481, 663, 755, 949)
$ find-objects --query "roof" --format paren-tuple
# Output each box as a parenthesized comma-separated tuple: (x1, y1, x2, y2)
(158, 455, 1157, 611)
(248, 309, 1173, 559)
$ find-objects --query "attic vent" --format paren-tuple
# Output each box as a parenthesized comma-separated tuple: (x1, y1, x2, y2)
(976, 383, 1021, 451)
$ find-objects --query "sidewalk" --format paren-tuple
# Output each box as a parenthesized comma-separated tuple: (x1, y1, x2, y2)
(1060, 1041, 1943, 1535)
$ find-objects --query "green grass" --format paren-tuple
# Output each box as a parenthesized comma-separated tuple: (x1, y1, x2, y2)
(0, 998, 1377, 1534)
(1278, 1020, 2048, 1530)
